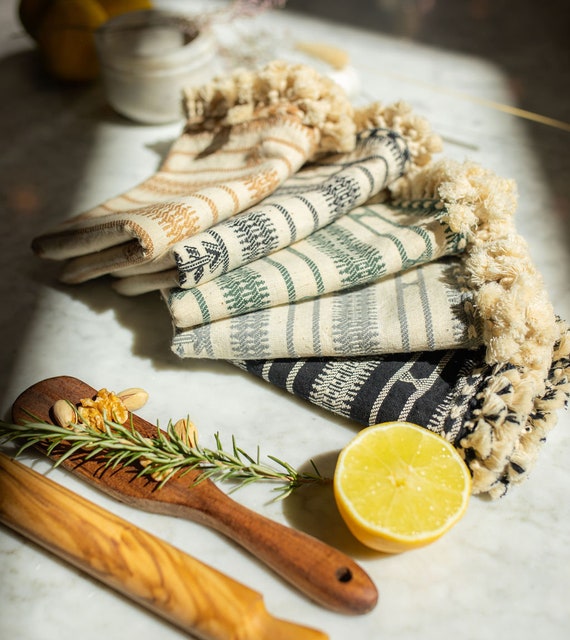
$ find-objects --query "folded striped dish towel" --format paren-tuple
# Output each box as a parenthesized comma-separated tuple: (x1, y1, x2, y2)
(173, 157, 570, 498)
(31, 62, 359, 283)
(31, 62, 569, 499)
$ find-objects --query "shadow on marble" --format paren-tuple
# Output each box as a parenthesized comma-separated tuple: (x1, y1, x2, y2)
(26, 260, 236, 375)
(286, 0, 570, 249)
(279, 450, 383, 560)
(0, 52, 104, 408)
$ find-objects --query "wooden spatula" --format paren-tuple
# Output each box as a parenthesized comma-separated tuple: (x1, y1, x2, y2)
(0, 451, 329, 640)
(10, 376, 378, 615)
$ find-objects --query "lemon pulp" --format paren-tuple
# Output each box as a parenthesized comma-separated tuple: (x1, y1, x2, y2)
(334, 421, 471, 553)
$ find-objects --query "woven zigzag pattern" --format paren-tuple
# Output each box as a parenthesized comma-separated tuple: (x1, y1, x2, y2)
(171, 258, 479, 359)
(166, 195, 467, 330)
(111, 127, 410, 295)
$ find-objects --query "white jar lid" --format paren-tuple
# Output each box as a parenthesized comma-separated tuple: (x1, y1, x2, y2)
(95, 9, 214, 74)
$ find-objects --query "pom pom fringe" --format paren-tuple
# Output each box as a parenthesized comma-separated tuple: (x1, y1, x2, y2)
(390, 159, 569, 496)
(183, 60, 357, 157)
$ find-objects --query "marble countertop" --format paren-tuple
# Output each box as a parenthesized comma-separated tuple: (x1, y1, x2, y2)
(1, 2, 569, 639)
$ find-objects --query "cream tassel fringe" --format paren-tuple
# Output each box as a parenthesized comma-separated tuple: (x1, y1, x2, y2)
(390, 159, 557, 390)
(354, 101, 443, 168)
(183, 62, 443, 168)
(389, 159, 569, 496)
(183, 60, 357, 157)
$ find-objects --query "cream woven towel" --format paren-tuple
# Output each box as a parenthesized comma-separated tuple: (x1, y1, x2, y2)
(31, 62, 357, 283)
(171, 257, 481, 359)
(164, 177, 469, 330)
(167, 156, 558, 362)
(111, 126, 411, 295)
(169, 158, 560, 370)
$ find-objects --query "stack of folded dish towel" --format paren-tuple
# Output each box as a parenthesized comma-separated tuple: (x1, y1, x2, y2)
(32, 61, 570, 498)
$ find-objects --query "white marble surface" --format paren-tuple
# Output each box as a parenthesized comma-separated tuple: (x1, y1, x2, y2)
(1, 2, 569, 639)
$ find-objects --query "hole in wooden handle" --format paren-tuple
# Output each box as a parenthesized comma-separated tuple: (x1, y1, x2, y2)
(335, 566, 353, 583)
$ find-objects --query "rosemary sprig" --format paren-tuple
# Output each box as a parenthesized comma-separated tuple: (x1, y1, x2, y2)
(0, 414, 326, 499)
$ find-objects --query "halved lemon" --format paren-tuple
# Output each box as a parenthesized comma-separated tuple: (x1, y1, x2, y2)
(334, 422, 472, 553)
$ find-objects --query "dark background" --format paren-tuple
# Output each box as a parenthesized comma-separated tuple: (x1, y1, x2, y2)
(286, 0, 569, 123)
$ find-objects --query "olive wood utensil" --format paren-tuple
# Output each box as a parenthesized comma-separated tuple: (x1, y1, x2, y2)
(11, 376, 378, 615)
(0, 451, 328, 640)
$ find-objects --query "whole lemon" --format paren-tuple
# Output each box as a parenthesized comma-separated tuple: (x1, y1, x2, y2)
(19, 0, 154, 82)
(36, 0, 108, 81)
(18, 0, 54, 38)
(98, 0, 152, 18)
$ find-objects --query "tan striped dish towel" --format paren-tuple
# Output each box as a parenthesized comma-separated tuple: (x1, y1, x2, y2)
(31, 62, 358, 283)
(111, 126, 412, 295)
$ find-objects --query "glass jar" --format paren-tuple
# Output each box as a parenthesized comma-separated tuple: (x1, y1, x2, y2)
(95, 10, 219, 124)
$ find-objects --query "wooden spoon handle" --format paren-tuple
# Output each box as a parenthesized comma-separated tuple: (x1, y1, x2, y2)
(8, 375, 378, 614)
(0, 452, 328, 640)
(183, 488, 378, 615)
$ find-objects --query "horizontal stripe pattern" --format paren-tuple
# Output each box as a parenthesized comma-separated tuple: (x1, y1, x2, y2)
(32, 115, 317, 278)
(166, 195, 467, 329)
(171, 258, 481, 359)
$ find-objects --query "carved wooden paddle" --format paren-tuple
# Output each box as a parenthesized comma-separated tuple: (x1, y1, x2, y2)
(10, 376, 378, 615)
(0, 451, 328, 640)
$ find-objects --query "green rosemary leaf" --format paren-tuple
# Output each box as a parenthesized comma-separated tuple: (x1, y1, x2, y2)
(186, 471, 209, 485)
(52, 440, 90, 466)
(156, 425, 169, 446)
(235, 445, 256, 465)
(123, 451, 145, 467)
(157, 470, 177, 489)
(106, 450, 131, 469)
(45, 439, 66, 457)
(310, 458, 321, 477)
(0, 411, 329, 497)
(178, 462, 203, 478)
(82, 445, 108, 461)
(14, 438, 43, 457)
(231, 434, 239, 459)
(225, 477, 257, 494)
(193, 468, 221, 483)
(249, 462, 283, 479)
(266, 454, 298, 476)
